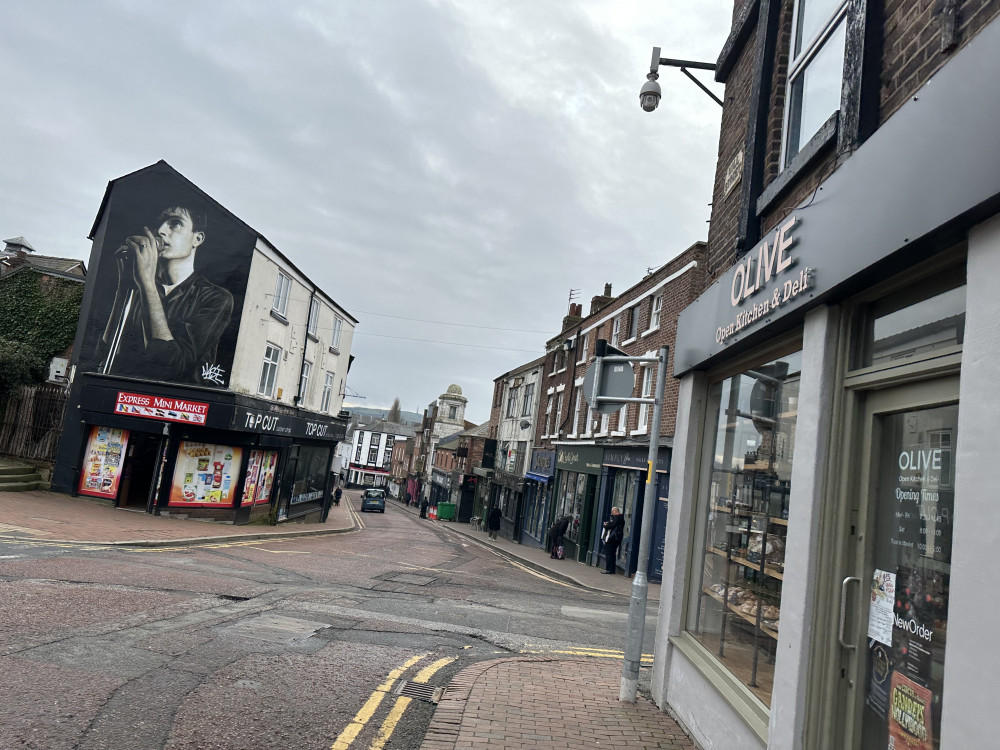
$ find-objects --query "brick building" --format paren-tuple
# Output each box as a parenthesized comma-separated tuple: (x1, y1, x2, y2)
(531, 241, 706, 574)
(430, 422, 493, 523)
(648, 2, 1000, 748)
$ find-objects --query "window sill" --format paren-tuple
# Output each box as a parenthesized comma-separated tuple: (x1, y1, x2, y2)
(756, 111, 838, 218)
(668, 633, 769, 744)
(630, 429, 648, 436)
(575, 359, 587, 367)
(641, 325, 660, 338)
(328, 345, 340, 355)
(269, 309, 289, 325)
(621, 337, 637, 346)
(610, 431, 625, 437)
(307, 332, 319, 343)
(557, 368, 567, 374)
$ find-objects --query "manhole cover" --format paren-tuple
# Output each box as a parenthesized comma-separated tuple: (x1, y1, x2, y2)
(224, 614, 331, 643)
(395, 680, 443, 703)
(387, 573, 437, 586)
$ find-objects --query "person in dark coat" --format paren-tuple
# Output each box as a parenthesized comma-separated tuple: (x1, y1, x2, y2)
(334, 487, 342, 506)
(601, 506, 625, 574)
(487, 504, 502, 540)
(547, 515, 571, 558)
(419, 496, 428, 518)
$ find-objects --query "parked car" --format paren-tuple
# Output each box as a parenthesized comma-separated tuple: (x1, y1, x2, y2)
(360, 488, 386, 513)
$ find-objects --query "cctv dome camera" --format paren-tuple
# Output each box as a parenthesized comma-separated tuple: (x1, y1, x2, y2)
(640, 77, 661, 112)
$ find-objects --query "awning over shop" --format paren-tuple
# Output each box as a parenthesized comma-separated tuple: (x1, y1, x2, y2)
(525, 472, 550, 483)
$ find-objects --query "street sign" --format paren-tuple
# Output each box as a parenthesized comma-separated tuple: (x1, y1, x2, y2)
(583, 342, 635, 414)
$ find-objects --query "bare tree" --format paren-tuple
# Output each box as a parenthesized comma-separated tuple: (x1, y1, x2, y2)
(387, 397, 402, 423)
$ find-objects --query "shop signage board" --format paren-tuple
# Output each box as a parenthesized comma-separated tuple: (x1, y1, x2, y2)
(232, 403, 346, 441)
(529, 449, 556, 478)
(555, 445, 603, 474)
(675, 31, 1000, 375)
(114, 391, 209, 425)
(603, 446, 670, 474)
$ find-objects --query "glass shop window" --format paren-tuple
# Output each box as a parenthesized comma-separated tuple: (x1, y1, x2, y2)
(856, 269, 966, 370)
(686, 349, 802, 707)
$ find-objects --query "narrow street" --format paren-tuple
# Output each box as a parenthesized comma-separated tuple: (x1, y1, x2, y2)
(0, 490, 652, 750)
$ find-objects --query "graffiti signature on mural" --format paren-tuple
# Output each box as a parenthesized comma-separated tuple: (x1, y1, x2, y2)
(201, 363, 226, 385)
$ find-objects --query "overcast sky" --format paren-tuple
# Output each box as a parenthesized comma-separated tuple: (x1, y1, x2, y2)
(1, 0, 731, 424)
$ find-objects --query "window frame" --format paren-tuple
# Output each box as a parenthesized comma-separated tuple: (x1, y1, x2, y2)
(649, 294, 662, 331)
(781, 0, 850, 168)
(298, 360, 312, 402)
(272, 273, 291, 317)
(521, 382, 535, 417)
(320, 371, 335, 413)
(506, 385, 520, 418)
(307, 298, 320, 338)
(258, 343, 282, 397)
(331, 316, 344, 350)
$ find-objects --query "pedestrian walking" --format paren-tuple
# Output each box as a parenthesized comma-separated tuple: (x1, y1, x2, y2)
(547, 515, 571, 559)
(601, 506, 625, 574)
(334, 487, 342, 507)
(419, 497, 428, 518)
(487, 504, 502, 540)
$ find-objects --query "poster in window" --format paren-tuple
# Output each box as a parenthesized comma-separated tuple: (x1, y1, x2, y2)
(78, 426, 130, 499)
(888, 671, 933, 750)
(241, 449, 277, 506)
(168, 441, 243, 506)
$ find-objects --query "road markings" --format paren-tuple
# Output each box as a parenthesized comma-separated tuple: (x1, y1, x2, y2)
(368, 696, 411, 750)
(330, 652, 429, 750)
(413, 656, 456, 683)
(367, 656, 456, 750)
(520, 645, 653, 663)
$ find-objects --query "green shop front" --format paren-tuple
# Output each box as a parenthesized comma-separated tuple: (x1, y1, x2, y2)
(551, 445, 603, 562)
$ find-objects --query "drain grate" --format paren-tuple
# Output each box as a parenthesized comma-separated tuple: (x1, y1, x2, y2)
(394, 680, 444, 703)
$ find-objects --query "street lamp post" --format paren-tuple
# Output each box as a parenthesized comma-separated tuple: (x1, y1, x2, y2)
(584, 341, 669, 702)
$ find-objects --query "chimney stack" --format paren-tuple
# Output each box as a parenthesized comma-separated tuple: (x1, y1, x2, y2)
(590, 283, 615, 315)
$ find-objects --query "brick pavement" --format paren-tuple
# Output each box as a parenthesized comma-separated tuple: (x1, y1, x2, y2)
(422, 656, 695, 750)
(0, 487, 355, 545)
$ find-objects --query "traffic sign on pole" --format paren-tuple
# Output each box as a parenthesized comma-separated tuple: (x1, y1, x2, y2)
(583, 339, 635, 414)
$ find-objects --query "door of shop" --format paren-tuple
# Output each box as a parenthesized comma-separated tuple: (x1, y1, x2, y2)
(836, 376, 958, 750)
(118, 432, 163, 510)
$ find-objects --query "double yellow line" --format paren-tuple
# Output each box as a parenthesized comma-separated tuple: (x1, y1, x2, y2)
(331, 653, 456, 750)
(520, 645, 654, 664)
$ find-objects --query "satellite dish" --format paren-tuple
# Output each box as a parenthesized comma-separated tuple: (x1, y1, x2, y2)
(519, 420, 531, 430)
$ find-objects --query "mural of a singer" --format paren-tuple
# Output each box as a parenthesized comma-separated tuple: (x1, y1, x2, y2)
(79, 163, 254, 388)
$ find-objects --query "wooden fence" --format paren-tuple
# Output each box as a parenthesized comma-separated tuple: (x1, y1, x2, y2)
(0, 384, 69, 462)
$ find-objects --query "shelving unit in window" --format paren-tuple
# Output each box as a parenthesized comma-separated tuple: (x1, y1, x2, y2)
(695, 365, 798, 691)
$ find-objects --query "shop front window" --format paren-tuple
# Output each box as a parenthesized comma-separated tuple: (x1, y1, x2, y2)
(291, 445, 331, 505)
(618, 471, 641, 568)
(566, 473, 587, 543)
(686, 350, 801, 707)
(169, 441, 243, 507)
(241, 450, 278, 506)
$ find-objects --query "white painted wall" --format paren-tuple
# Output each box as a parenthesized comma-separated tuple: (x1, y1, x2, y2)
(939, 215, 1000, 748)
(230, 241, 353, 416)
(496, 365, 542, 473)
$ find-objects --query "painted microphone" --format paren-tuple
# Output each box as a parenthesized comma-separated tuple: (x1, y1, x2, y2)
(115, 234, 164, 256)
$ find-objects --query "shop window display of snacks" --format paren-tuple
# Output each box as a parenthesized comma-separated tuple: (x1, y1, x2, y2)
(688, 352, 800, 706)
